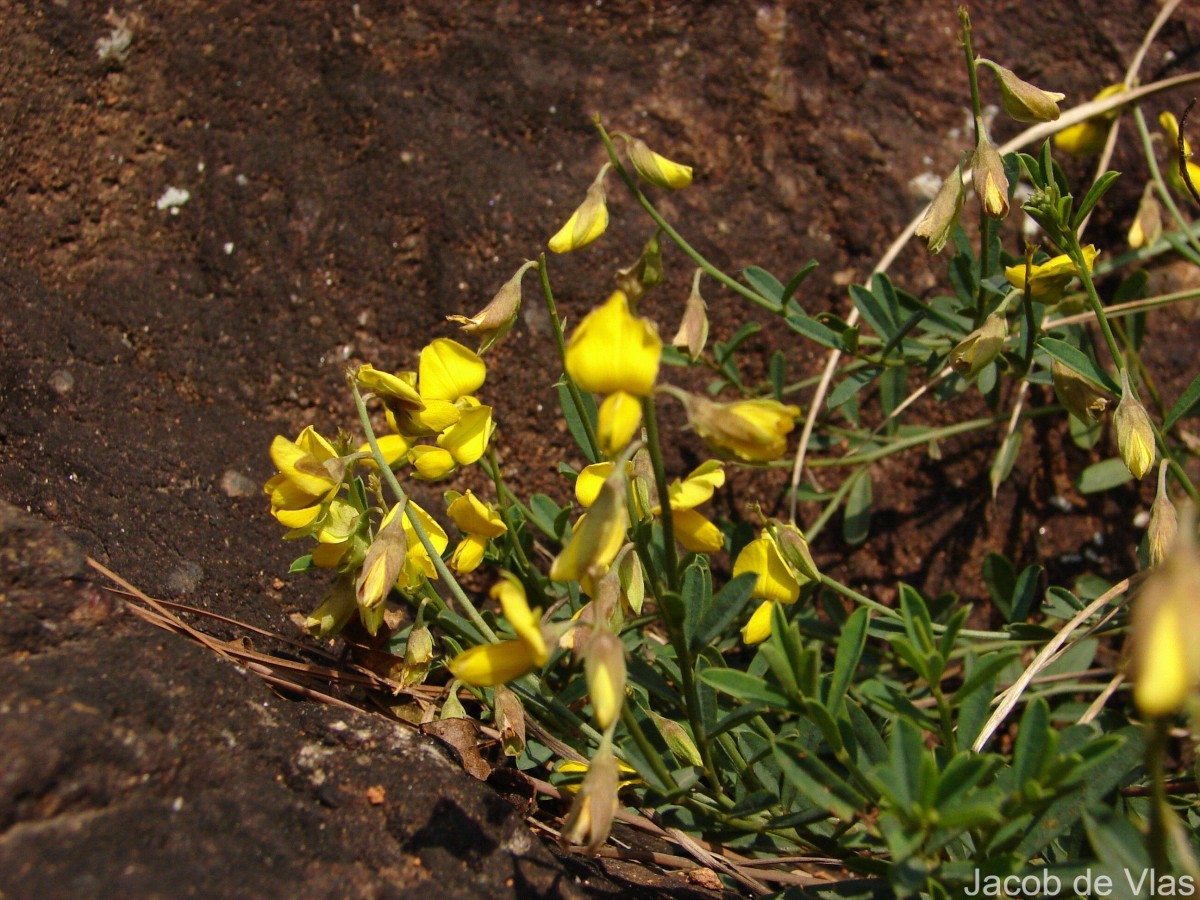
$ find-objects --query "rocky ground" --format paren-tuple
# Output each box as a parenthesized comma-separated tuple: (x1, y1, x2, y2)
(2, 1, 1198, 896)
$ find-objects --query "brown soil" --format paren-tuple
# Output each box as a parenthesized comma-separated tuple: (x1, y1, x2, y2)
(2, 1, 1199, 895)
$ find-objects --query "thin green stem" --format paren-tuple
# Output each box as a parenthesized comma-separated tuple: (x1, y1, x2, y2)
(351, 383, 497, 643)
(620, 704, 681, 795)
(537, 255, 602, 462)
(1132, 105, 1200, 260)
(593, 118, 779, 315)
(485, 445, 535, 576)
(818, 573, 1011, 641)
(1147, 717, 1171, 873)
(641, 396, 679, 592)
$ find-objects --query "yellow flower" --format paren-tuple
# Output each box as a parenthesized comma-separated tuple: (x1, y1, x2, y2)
(407, 403, 495, 480)
(310, 497, 362, 569)
(397, 501, 448, 588)
(627, 138, 693, 190)
(1160, 111, 1200, 203)
(679, 393, 800, 463)
(418, 338, 487, 404)
(741, 600, 775, 645)
(448, 573, 549, 686)
(1132, 509, 1200, 717)
(734, 530, 801, 605)
(548, 169, 609, 253)
(585, 630, 626, 730)
(971, 124, 1009, 218)
(355, 364, 423, 409)
(1054, 84, 1125, 156)
(565, 291, 662, 397)
(663, 460, 725, 553)
(1115, 369, 1155, 480)
(446, 490, 507, 574)
(551, 465, 628, 583)
(555, 757, 640, 793)
(596, 391, 643, 456)
(264, 426, 345, 529)
(1004, 245, 1098, 304)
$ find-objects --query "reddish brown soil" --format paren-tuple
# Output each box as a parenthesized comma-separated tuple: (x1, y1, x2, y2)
(2, 1, 1199, 895)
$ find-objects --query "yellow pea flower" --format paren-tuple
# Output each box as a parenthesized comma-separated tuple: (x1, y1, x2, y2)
(355, 363, 423, 410)
(446, 490, 507, 574)
(1160, 111, 1200, 203)
(678, 392, 800, 463)
(448, 573, 549, 686)
(551, 465, 629, 583)
(356, 433, 411, 472)
(418, 338, 487, 404)
(596, 391, 643, 456)
(734, 530, 801, 605)
(585, 630, 626, 730)
(662, 460, 726, 553)
(555, 756, 640, 793)
(1054, 84, 1125, 156)
(548, 168, 610, 253)
(627, 138, 693, 190)
(264, 426, 345, 529)
(565, 291, 662, 397)
(741, 599, 776, 645)
(1003, 245, 1098, 304)
(311, 497, 362, 569)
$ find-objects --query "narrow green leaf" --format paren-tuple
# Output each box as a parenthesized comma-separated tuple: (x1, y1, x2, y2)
(774, 743, 866, 820)
(742, 265, 784, 307)
(786, 312, 849, 352)
(827, 607, 869, 717)
(828, 367, 882, 410)
(1165, 370, 1200, 430)
(692, 572, 757, 652)
(769, 350, 786, 401)
(1070, 170, 1122, 230)
(780, 259, 820, 307)
(1009, 564, 1044, 622)
(701, 668, 797, 708)
(1036, 337, 1120, 394)
(1011, 697, 1050, 790)
(843, 469, 872, 546)
(289, 554, 316, 573)
(679, 561, 706, 655)
(556, 382, 598, 463)
(988, 428, 1022, 498)
(850, 284, 895, 341)
(1076, 457, 1133, 494)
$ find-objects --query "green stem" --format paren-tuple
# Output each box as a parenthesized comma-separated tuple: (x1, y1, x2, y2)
(641, 396, 679, 592)
(619, 704, 682, 795)
(1132, 105, 1200, 260)
(1066, 239, 1125, 373)
(537, 255, 602, 462)
(351, 383, 497, 643)
(1147, 717, 1171, 873)
(485, 445, 536, 576)
(593, 118, 779, 315)
(818, 573, 1011, 641)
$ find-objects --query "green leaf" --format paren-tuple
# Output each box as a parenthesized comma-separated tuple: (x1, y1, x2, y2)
(827, 607, 869, 717)
(982, 552, 1016, 618)
(701, 668, 798, 708)
(1076, 457, 1133, 494)
(843, 469, 872, 546)
(692, 572, 757, 652)
(828, 367, 882, 410)
(1036, 337, 1120, 394)
(780, 259, 820, 307)
(1165, 370, 1200, 430)
(1009, 564, 1044, 622)
(528, 494, 563, 538)
(1011, 697, 1051, 790)
(679, 560, 706, 654)
(774, 742, 867, 820)
(556, 382, 599, 463)
(786, 312, 849, 352)
(288, 554, 316, 573)
(850, 284, 895, 341)
(742, 265, 784, 307)
(988, 428, 1022, 498)
(1070, 170, 1122, 230)
(769, 350, 786, 401)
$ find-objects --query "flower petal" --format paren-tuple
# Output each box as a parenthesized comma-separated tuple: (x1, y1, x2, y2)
(565, 291, 662, 396)
(418, 338, 486, 403)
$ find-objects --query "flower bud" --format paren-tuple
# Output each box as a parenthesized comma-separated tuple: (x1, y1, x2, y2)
(627, 138, 693, 190)
(493, 685, 526, 757)
(979, 59, 1065, 124)
(615, 231, 664, 304)
(915, 163, 965, 254)
(585, 630, 626, 730)
(548, 168, 609, 253)
(446, 261, 535, 354)
(1115, 368, 1156, 480)
(949, 313, 1007, 379)
(356, 504, 409, 624)
(1148, 461, 1178, 568)
(971, 125, 1010, 218)
(769, 521, 820, 582)
(1132, 505, 1200, 717)
(1128, 183, 1163, 249)
(648, 710, 702, 767)
(559, 744, 620, 853)
(1051, 360, 1109, 423)
(672, 270, 710, 359)
(400, 624, 434, 687)
(305, 575, 358, 639)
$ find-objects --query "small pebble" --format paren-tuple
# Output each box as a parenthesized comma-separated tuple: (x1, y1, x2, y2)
(221, 469, 258, 498)
(48, 369, 74, 395)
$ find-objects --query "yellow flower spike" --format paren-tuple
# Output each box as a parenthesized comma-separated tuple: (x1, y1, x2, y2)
(1132, 508, 1200, 717)
(734, 530, 801, 604)
(627, 138, 693, 190)
(355, 364, 424, 409)
(446, 490, 507, 575)
(450, 573, 548, 687)
(559, 744, 620, 854)
(1003, 245, 1098, 304)
(548, 169, 610, 253)
(596, 391, 643, 457)
(585, 630, 627, 730)
(551, 467, 629, 583)
(305, 575, 358, 639)
(1115, 368, 1156, 480)
(565, 291, 662, 397)
(418, 338, 487, 404)
(680, 393, 800, 463)
(971, 123, 1009, 219)
(741, 599, 776, 645)
(356, 504, 409, 619)
(1054, 84, 1125, 156)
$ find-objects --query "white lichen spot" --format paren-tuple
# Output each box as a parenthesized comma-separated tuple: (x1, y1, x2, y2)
(155, 187, 190, 214)
(96, 10, 134, 63)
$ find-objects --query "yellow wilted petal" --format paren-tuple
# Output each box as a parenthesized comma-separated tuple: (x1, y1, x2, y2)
(734, 533, 800, 604)
(672, 508, 724, 554)
(418, 338, 486, 403)
(449, 640, 541, 687)
(741, 600, 775, 644)
(565, 291, 662, 397)
(597, 391, 643, 456)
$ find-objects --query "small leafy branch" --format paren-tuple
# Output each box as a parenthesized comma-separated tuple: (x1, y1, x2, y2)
(262, 6, 1200, 895)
